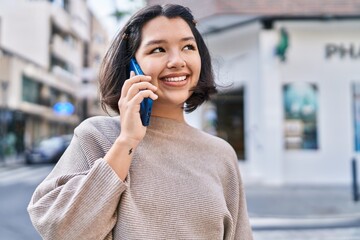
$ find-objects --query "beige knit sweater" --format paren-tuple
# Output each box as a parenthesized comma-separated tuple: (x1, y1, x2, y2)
(28, 116, 253, 240)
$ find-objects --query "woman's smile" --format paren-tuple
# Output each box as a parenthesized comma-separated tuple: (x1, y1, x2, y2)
(163, 76, 186, 82)
(160, 73, 189, 87)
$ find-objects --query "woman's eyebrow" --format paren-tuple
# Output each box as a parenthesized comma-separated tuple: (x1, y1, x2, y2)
(181, 36, 195, 42)
(144, 39, 166, 47)
(144, 36, 195, 47)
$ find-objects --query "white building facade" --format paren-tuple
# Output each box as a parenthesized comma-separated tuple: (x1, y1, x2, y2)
(0, 0, 108, 156)
(185, 17, 360, 185)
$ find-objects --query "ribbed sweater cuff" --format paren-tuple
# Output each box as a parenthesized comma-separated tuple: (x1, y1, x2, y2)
(88, 158, 129, 198)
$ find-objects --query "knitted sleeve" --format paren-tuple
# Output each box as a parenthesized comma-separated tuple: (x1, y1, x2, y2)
(27, 117, 127, 240)
(224, 148, 254, 240)
(234, 173, 254, 240)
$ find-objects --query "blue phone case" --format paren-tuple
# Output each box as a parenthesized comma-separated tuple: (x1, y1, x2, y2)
(129, 58, 153, 126)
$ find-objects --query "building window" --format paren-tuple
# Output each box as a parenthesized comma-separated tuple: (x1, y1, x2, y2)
(22, 75, 41, 104)
(212, 88, 246, 160)
(283, 82, 318, 150)
(64, 35, 77, 48)
(353, 83, 360, 151)
(50, 55, 74, 73)
(49, 87, 60, 107)
(51, 24, 77, 49)
(49, 0, 70, 12)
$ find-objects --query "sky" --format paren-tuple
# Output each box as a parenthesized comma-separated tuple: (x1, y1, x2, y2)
(87, 0, 145, 38)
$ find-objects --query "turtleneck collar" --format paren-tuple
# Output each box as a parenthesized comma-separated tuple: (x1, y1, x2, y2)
(147, 116, 193, 135)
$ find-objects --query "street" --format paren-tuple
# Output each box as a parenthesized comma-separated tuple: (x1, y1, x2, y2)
(0, 163, 52, 240)
(1, 162, 360, 240)
(253, 227, 360, 240)
(246, 184, 360, 240)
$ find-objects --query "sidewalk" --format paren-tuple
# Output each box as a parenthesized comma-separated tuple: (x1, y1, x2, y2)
(245, 184, 360, 230)
(0, 154, 25, 167)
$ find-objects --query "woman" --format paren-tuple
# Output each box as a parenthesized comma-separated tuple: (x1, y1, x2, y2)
(28, 4, 253, 240)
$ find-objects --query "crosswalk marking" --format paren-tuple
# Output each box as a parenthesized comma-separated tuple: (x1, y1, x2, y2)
(0, 165, 53, 186)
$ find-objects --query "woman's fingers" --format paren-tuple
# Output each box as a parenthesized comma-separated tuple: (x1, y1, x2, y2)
(126, 90, 158, 109)
(119, 72, 157, 112)
(117, 73, 156, 142)
(121, 72, 152, 98)
(118, 72, 158, 115)
(126, 82, 157, 101)
(137, 89, 158, 102)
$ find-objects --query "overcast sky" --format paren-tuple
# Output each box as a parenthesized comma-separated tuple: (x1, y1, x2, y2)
(87, 0, 145, 38)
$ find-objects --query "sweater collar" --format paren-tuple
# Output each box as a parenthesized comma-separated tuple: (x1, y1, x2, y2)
(147, 116, 192, 134)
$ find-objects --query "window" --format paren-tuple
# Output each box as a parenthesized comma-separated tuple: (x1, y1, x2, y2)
(283, 82, 318, 150)
(64, 34, 77, 48)
(50, 55, 74, 73)
(212, 88, 246, 159)
(49, 87, 60, 107)
(49, 0, 70, 12)
(22, 75, 41, 104)
(353, 83, 360, 151)
(22, 76, 76, 112)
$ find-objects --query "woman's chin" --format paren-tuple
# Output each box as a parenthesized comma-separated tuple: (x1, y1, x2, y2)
(153, 97, 188, 109)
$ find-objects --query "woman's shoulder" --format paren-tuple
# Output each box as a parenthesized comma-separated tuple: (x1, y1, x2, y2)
(74, 115, 120, 140)
(193, 127, 232, 147)
(189, 127, 237, 157)
(190, 129, 240, 178)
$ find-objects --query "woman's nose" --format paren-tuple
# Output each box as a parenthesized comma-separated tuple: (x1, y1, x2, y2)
(166, 51, 186, 69)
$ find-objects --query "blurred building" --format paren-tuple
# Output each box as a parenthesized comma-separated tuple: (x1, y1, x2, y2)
(148, 0, 360, 185)
(0, 0, 108, 156)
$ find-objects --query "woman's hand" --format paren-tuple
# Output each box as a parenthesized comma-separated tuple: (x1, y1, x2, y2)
(118, 71, 158, 145)
(104, 72, 157, 181)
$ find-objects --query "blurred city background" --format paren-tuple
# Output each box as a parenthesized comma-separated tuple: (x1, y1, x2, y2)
(1, 0, 360, 239)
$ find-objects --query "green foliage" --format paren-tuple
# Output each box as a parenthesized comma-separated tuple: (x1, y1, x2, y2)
(110, 10, 132, 22)
(276, 28, 289, 62)
(110, 0, 136, 22)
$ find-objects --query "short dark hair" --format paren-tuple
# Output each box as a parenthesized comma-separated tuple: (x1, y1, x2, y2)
(99, 4, 217, 114)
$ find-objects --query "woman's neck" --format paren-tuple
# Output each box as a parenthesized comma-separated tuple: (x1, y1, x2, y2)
(151, 103, 185, 123)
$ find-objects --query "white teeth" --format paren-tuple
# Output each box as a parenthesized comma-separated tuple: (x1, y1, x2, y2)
(164, 76, 187, 82)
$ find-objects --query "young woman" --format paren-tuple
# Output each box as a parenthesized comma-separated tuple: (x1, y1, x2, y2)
(28, 4, 253, 240)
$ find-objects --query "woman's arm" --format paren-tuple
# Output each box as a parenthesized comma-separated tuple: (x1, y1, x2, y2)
(27, 119, 126, 240)
(104, 72, 157, 180)
(233, 180, 254, 240)
(223, 149, 254, 240)
(27, 72, 158, 239)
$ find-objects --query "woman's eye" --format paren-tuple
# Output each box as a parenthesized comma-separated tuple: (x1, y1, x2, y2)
(183, 44, 196, 51)
(150, 47, 165, 54)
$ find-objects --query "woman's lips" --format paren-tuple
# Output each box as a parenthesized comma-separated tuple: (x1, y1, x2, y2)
(160, 75, 188, 87)
(163, 76, 187, 82)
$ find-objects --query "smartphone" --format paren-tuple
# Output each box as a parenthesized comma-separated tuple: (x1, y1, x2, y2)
(129, 58, 153, 126)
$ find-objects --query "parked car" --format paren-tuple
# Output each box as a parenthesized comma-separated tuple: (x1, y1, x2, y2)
(25, 134, 72, 164)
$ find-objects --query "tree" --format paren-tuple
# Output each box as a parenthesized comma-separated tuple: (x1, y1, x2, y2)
(110, 0, 135, 22)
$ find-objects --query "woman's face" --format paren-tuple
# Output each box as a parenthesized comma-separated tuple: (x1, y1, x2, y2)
(135, 16, 201, 114)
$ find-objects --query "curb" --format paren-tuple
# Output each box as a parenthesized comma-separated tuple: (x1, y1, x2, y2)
(250, 215, 360, 230)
